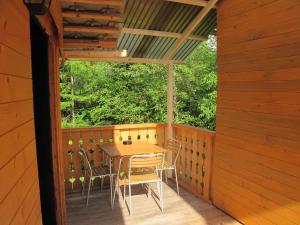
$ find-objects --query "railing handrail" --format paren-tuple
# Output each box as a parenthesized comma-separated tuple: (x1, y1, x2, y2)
(172, 123, 215, 135)
(62, 123, 215, 135)
(62, 122, 166, 133)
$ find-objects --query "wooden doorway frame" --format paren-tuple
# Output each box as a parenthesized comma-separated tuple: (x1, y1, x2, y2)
(35, 13, 66, 225)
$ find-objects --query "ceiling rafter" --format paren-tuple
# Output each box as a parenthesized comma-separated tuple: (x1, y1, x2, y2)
(64, 50, 127, 58)
(63, 11, 122, 22)
(166, 0, 217, 8)
(122, 28, 207, 41)
(64, 38, 117, 48)
(64, 25, 121, 35)
(163, 0, 218, 60)
(62, 0, 124, 7)
(66, 57, 184, 64)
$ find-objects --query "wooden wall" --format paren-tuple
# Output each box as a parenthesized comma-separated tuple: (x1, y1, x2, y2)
(0, 1, 43, 225)
(0, 1, 65, 225)
(212, 0, 300, 224)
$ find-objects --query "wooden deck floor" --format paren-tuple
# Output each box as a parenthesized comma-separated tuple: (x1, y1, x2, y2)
(66, 181, 240, 225)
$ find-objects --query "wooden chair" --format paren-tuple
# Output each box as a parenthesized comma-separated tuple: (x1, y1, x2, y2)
(157, 139, 182, 194)
(79, 146, 112, 207)
(114, 153, 165, 215)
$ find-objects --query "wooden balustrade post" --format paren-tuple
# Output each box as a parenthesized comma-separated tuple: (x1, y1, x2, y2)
(166, 62, 174, 177)
(167, 62, 174, 140)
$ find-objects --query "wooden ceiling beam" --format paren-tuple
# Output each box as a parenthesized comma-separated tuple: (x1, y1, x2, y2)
(163, 0, 218, 59)
(64, 38, 117, 48)
(64, 50, 127, 58)
(62, 0, 124, 7)
(66, 57, 184, 64)
(64, 25, 121, 35)
(122, 28, 207, 41)
(63, 11, 122, 22)
(189, 35, 207, 41)
(166, 0, 217, 8)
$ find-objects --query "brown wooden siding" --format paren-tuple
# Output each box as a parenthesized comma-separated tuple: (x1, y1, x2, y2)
(0, 1, 65, 225)
(0, 1, 42, 225)
(212, 1, 300, 224)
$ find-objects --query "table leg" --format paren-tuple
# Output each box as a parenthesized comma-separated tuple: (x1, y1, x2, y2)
(112, 157, 123, 208)
(109, 156, 113, 208)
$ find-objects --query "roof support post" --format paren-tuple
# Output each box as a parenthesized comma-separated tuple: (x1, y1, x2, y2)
(167, 62, 174, 140)
(166, 62, 175, 178)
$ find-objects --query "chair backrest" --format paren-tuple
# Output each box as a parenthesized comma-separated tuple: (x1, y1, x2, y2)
(166, 139, 182, 166)
(79, 145, 92, 172)
(128, 153, 164, 178)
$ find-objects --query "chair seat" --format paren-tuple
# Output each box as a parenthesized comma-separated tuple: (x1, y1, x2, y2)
(130, 173, 161, 184)
(92, 165, 110, 177)
(118, 173, 161, 184)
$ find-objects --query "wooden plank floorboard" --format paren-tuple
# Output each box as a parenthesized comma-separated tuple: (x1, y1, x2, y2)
(66, 181, 240, 225)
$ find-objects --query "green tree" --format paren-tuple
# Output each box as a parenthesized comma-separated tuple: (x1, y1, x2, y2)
(174, 37, 217, 130)
(60, 37, 217, 130)
(60, 62, 168, 127)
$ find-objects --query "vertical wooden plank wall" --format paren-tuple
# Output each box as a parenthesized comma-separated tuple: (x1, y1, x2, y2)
(48, 37, 66, 225)
(0, 1, 43, 225)
(212, 1, 300, 224)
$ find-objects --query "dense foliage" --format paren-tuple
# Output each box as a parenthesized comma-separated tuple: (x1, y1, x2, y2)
(60, 37, 217, 130)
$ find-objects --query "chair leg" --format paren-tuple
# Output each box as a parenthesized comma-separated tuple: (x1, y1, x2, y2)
(86, 177, 92, 207)
(147, 183, 151, 199)
(128, 184, 132, 215)
(112, 175, 115, 208)
(157, 181, 163, 212)
(82, 170, 87, 196)
(164, 169, 168, 184)
(112, 178, 118, 208)
(117, 182, 121, 198)
(100, 177, 104, 192)
(109, 159, 113, 208)
(123, 182, 126, 202)
(156, 181, 160, 197)
(174, 167, 179, 195)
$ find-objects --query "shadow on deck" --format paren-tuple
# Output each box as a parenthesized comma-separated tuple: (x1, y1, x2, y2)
(66, 181, 240, 225)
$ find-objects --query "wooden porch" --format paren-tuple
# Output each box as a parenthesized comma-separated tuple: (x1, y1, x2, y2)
(62, 123, 215, 197)
(63, 123, 240, 225)
(66, 181, 240, 225)
(2, 0, 300, 225)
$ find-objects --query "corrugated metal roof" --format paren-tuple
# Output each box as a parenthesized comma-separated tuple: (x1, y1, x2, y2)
(117, 0, 216, 60)
(173, 39, 201, 61)
(62, 0, 217, 61)
(193, 9, 217, 36)
(116, 0, 216, 60)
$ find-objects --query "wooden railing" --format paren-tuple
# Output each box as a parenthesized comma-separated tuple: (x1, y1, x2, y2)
(173, 124, 215, 201)
(61, 123, 215, 201)
(62, 123, 167, 193)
